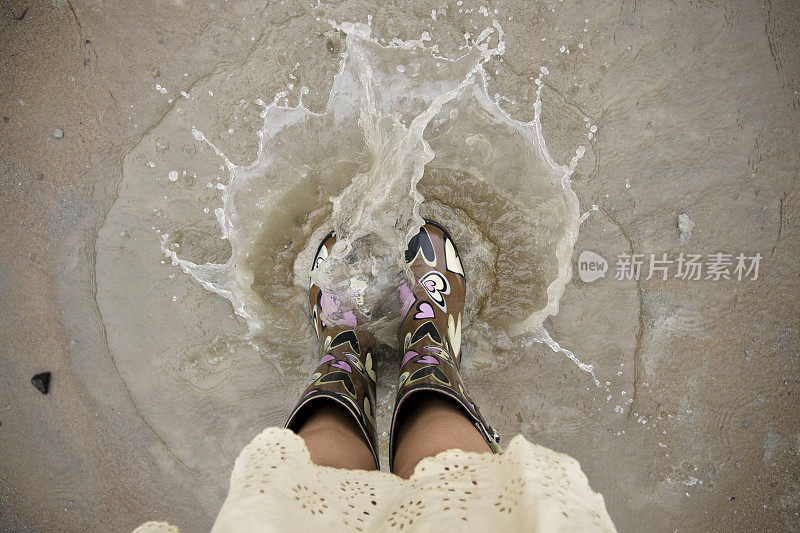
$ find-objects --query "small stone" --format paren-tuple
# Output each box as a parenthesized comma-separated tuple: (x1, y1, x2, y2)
(677, 212, 694, 246)
(53, 128, 64, 139)
(32, 372, 51, 394)
(3, 116, 9, 123)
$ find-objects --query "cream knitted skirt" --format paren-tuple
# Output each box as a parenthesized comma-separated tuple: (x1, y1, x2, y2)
(135, 427, 615, 532)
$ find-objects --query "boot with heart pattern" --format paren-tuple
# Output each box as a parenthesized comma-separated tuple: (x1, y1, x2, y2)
(389, 221, 501, 472)
(285, 231, 380, 469)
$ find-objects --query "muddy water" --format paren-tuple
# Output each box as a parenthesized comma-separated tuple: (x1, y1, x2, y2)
(83, 1, 798, 528)
(95, 16, 598, 478)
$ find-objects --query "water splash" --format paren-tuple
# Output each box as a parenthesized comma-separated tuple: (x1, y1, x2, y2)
(164, 21, 596, 382)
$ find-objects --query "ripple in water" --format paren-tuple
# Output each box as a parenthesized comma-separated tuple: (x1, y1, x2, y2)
(160, 21, 592, 379)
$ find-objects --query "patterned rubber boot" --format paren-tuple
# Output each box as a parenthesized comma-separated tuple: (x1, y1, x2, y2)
(389, 221, 501, 472)
(285, 231, 380, 469)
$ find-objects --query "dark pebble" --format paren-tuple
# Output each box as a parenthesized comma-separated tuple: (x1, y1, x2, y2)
(3, 117, 8, 123)
(31, 372, 51, 394)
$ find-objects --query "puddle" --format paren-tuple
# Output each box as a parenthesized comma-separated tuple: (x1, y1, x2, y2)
(95, 18, 596, 476)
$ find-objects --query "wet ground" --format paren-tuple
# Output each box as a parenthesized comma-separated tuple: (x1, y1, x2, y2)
(1, 1, 799, 531)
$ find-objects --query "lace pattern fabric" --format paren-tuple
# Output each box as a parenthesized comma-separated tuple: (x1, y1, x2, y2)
(136, 427, 615, 532)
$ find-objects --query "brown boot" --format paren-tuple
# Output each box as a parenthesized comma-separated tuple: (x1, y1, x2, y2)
(285, 231, 380, 469)
(389, 221, 501, 472)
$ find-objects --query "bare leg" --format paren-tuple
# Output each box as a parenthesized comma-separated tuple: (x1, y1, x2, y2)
(296, 402, 377, 471)
(392, 393, 491, 479)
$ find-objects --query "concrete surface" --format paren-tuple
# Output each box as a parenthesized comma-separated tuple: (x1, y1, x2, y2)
(1, 1, 798, 531)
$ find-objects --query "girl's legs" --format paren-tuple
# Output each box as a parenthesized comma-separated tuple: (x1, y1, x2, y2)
(297, 393, 489, 475)
(391, 393, 491, 479)
(297, 403, 377, 470)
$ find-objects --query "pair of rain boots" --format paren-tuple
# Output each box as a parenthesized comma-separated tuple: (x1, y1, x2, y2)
(285, 221, 500, 471)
